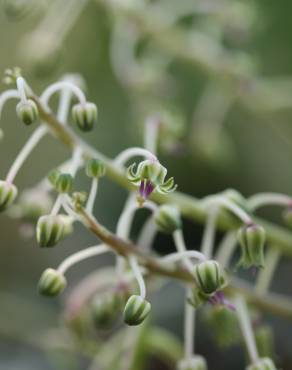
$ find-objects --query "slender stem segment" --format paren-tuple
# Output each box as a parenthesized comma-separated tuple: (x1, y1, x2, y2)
(0, 90, 20, 119)
(16, 77, 28, 103)
(235, 295, 259, 364)
(173, 230, 195, 273)
(86, 178, 99, 214)
(200, 206, 219, 259)
(184, 287, 195, 359)
(255, 248, 280, 295)
(6, 126, 47, 183)
(215, 231, 237, 269)
(144, 116, 160, 155)
(248, 193, 292, 211)
(129, 255, 146, 299)
(114, 147, 157, 167)
(57, 244, 109, 275)
(160, 251, 206, 264)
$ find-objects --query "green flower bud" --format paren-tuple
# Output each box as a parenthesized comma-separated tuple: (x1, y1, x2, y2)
(0, 180, 18, 212)
(237, 224, 266, 269)
(154, 204, 182, 234)
(36, 214, 65, 247)
(86, 159, 106, 178)
(16, 99, 38, 125)
(38, 268, 67, 296)
(193, 260, 225, 296)
(177, 355, 207, 370)
(55, 173, 73, 193)
(123, 295, 151, 326)
(72, 102, 98, 132)
(48, 169, 61, 187)
(246, 358, 277, 370)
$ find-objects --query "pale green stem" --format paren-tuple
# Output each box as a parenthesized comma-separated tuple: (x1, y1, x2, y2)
(235, 295, 259, 364)
(173, 229, 195, 273)
(129, 255, 146, 299)
(113, 147, 157, 167)
(144, 116, 160, 155)
(255, 248, 281, 295)
(159, 251, 206, 264)
(0, 90, 19, 120)
(248, 193, 292, 211)
(137, 217, 157, 253)
(184, 287, 195, 359)
(86, 178, 99, 214)
(57, 244, 109, 275)
(200, 205, 219, 259)
(215, 231, 237, 269)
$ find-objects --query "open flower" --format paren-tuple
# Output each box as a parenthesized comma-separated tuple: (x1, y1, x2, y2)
(127, 159, 177, 205)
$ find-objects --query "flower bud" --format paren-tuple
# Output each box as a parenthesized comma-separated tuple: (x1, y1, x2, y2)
(16, 99, 38, 125)
(0, 180, 18, 212)
(246, 358, 276, 370)
(154, 204, 182, 234)
(48, 169, 61, 187)
(55, 173, 73, 193)
(36, 214, 65, 247)
(193, 260, 224, 296)
(86, 159, 106, 178)
(72, 102, 98, 132)
(237, 224, 266, 269)
(38, 268, 66, 296)
(123, 295, 151, 326)
(177, 355, 207, 370)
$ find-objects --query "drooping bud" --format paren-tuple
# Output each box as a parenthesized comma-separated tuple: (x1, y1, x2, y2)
(36, 214, 65, 247)
(0, 180, 18, 212)
(246, 358, 277, 370)
(154, 204, 182, 234)
(237, 223, 266, 269)
(177, 355, 207, 370)
(38, 268, 67, 296)
(123, 295, 151, 326)
(16, 99, 38, 125)
(193, 260, 225, 296)
(72, 102, 98, 132)
(85, 159, 106, 178)
(54, 173, 73, 193)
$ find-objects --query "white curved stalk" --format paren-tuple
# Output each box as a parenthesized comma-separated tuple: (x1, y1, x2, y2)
(144, 116, 160, 155)
(248, 192, 292, 211)
(0, 90, 20, 120)
(16, 77, 28, 103)
(57, 244, 109, 275)
(40, 81, 86, 108)
(137, 217, 157, 252)
(200, 205, 219, 259)
(173, 230, 195, 273)
(86, 178, 99, 214)
(159, 250, 206, 264)
(113, 147, 157, 167)
(202, 195, 252, 224)
(255, 248, 280, 295)
(6, 126, 47, 183)
(184, 287, 195, 359)
(215, 231, 237, 269)
(129, 255, 146, 299)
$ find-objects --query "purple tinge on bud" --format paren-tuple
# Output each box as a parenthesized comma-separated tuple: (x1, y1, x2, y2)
(139, 180, 155, 201)
(208, 291, 236, 311)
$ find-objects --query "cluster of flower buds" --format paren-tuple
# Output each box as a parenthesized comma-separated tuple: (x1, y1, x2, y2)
(154, 204, 182, 234)
(246, 357, 277, 370)
(0, 180, 18, 212)
(123, 295, 151, 326)
(237, 223, 266, 269)
(72, 102, 98, 132)
(38, 268, 67, 296)
(191, 260, 228, 308)
(127, 159, 176, 206)
(16, 99, 39, 126)
(86, 158, 106, 178)
(177, 355, 207, 370)
(36, 214, 73, 247)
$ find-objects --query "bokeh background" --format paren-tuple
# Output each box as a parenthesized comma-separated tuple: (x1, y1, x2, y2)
(0, 0, 292, 369)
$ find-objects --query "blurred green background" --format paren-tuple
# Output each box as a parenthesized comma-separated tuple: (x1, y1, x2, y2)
(0, 0, 292, 369)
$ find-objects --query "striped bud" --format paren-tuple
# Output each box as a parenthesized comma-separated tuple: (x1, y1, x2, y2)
(38, 268, 66, 296)
(16, 99, 38, 125)
(86, 159, 106, 178)
(0, 180, 18, 212)
(246, 358, 276, 370)
(154, 204, 182, 234)
(55, 173, 73, 193)
(123, 295, 151, 326)
(72, 102, 98, 132)
(237, 224, 266, 269)
(177, 355, 207, 370)
(193, 260, 224, 296)
(36, 214, 65, 247)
